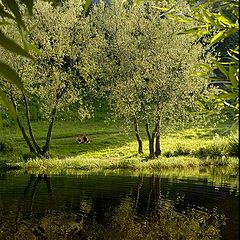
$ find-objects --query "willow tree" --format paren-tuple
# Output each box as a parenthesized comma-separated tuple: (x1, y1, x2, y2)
(0, 0, 94, 156)
(90, 1, 207, 158)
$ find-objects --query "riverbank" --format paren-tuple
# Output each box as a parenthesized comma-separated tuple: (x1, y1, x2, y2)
(0, 120, 238, 173)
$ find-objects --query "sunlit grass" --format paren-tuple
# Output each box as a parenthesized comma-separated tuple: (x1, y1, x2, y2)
(1, 119, 238, 174)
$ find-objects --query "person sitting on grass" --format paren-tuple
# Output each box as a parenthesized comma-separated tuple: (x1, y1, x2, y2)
(82, 135, 90, 143)
(76, 134, 83, 144)
(76, 134, 90, 144)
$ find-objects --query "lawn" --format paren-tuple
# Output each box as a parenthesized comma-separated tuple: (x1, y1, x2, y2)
(0, 117, 238, 174)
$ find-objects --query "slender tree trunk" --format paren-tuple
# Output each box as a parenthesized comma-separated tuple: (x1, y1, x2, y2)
(16, 118, 36, 154)
(42, 106, 57, 155)
(23, 93, 43, 155)
(155, 120, 161, 158)
(149, 137, 155, 159)
(10, 94, 36, 154)
(42, 86, 67, 156)
(145, 118, 155, 159)
(155, 135, 161, 157)
(133, 114, 143, 154)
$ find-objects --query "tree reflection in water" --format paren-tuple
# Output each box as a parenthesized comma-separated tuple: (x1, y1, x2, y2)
(0, 174, 226, 240)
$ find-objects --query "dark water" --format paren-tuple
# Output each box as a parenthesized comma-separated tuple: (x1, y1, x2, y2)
(0, 172, 239, 240)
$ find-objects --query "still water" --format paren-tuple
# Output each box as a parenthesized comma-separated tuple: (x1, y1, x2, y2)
(0, 171, 239, 240)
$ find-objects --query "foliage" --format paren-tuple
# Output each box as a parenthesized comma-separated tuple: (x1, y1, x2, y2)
(0, 0, 44, 121)
(158, 0, 239, 118)
(227, 132, 239, 156)
(0, 0, 93, 122)
(0, 0, 95, 156)
(87, 1, 208, 158)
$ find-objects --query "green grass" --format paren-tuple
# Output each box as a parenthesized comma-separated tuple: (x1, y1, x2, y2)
(0, 118, 239, 173)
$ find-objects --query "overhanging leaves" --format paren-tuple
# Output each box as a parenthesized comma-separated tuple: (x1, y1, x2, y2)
(210, 28, 238, 45)
(21, 0, 34, 15)
(0, 89, 16, 117)
(83, 0, 91, 14)
(4, 0, 24, 27)
(0, 4, 15, 20)
(0, 61, 24, 91)
(0, 29, 33, 60)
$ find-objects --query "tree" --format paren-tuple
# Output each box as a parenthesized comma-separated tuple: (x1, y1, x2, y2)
(156, 0, 239, 119)
(0, 0, 49, 122)
(89, 1, 207, 158)
(0, 0, 91, 125)
(0, 0, 93, 156)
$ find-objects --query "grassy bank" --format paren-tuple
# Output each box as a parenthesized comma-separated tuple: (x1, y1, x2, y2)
(0, 118, 238, 172)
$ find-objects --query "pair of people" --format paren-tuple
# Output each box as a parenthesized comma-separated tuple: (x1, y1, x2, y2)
(76, 134, 90, 144)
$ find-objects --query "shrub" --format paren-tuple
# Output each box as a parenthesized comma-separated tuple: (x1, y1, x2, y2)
(163, 144, 191, 157)
(193, 137, 228, 158)
(226, 133, 239, 156)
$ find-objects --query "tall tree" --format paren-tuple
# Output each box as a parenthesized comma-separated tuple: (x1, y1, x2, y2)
(89, 1, 207, 158)
(0, 0, 94, 156)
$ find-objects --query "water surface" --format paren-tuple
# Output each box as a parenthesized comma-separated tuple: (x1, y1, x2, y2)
(0, 171, 238, 239)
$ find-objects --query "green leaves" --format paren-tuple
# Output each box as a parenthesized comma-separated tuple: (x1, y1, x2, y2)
(213, 60, 228, 77)
(21, 0, 34, 15)
(0, 30, 33, 59)
(228, 65, 238, 88)
(0, 3, 15, 20)
(0, 89, 16, 117)
(83, 0, 91, 14)
(3, 0, 24, 27)
(210, 28, 238, 46)
(0, 61, 24, 91)
(169, 0, 239, 118)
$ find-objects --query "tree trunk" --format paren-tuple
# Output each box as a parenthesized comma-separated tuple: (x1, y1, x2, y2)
(16, 118, 36, 154)
(10, 94, 36, 154)
(155, 135, 161, 158)
(145, 119, 155, 159)
(42, 86, 66, 156)
(155, 120, 161, 158)
(133, 114, 143, 154)
(42, 106, 57, 155)
(149, 138, 155, 159)
(23, 93, 43, 155)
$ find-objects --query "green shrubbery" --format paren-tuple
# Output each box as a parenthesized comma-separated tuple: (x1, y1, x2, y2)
(163, 133, 239, 159)
(227, 133, 239, 156)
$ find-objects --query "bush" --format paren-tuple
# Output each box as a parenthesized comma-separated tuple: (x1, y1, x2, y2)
(193, 136, 228, 158)
(226, 133, 239, 156)
(163, 144, 191, 157)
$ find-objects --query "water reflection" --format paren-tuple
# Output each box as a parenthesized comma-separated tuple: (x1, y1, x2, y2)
(0, 173, 238, 240)
(15, 174, 53, 220)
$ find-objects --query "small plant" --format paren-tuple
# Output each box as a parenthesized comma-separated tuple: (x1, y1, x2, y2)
(226, 133, 239, 156)
(173, 144, 191, 156)
(163, 144, 191, 157)
(194, 137, 228, 158)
